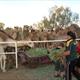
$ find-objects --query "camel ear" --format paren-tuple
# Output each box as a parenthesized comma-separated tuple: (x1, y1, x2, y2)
(27, 42, 34, 48)
(63, 51, 70, 56)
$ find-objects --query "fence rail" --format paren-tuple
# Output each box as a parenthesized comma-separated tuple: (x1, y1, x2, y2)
(0, 38, 80, 70)
(17, 39, 80, 43)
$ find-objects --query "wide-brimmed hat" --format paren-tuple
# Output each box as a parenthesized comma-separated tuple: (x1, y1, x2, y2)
(67, 31, 76, 39)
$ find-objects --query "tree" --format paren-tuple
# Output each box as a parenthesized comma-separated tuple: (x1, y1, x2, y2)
(37, 21, 44, 30)
(49, 6, 79, 29)
(37, 16, 52, 31)
(42, 17, 50, 29)
(0, 22, 5, 30)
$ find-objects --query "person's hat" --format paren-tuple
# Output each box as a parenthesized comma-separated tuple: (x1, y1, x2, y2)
(67, 31, 76, 39)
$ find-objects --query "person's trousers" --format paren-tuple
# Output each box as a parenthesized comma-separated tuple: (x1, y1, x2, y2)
(65, 59, 80, 80)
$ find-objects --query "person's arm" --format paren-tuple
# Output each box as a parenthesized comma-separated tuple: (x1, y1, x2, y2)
(63, 50, 70, 56)
(63, 45, 71, 56)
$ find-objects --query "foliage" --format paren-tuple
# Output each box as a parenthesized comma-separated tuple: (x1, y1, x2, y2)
(0, 22, 5, 30)
(37, 21, 44, 30)
(27, 48, 48, 57)
(49, 6, 79, 29)
(48, 48, 65, 61)
(38, 6, 79, 30)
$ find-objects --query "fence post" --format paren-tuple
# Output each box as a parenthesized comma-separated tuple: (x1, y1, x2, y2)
(15, 41, 18, 69)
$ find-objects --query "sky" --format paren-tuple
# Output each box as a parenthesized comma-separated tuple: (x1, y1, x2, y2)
(0, 0, 80, 28)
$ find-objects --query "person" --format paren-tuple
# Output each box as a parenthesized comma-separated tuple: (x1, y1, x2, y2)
(63, 31, 80, 80)
(76, 40, 80, 55)
(75, 40, 80, 76)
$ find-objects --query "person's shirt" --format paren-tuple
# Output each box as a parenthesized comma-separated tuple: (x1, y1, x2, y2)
(65, 39, 77, 62)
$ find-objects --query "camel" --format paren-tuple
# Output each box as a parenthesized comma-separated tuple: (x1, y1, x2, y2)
(0, 30, 15, 72)
(0, 37, 6, 72)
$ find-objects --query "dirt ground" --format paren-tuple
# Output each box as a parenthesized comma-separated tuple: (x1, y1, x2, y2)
(0, 64, 77, 80)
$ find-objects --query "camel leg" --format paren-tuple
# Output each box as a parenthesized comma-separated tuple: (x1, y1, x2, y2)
(2, 59, 6, 72)
(2, 55, 6, 72)
(1, 58, 3, 71)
